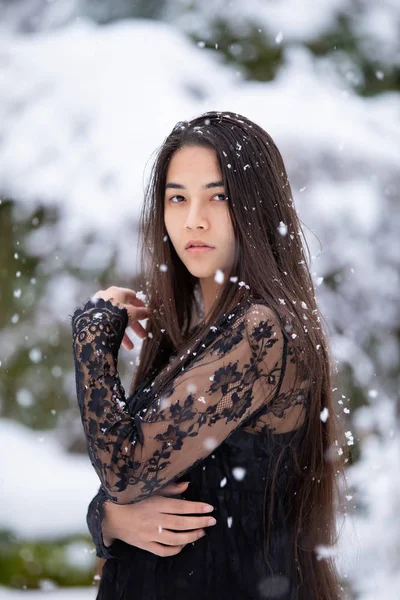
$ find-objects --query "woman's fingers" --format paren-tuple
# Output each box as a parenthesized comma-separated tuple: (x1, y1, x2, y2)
(152, 527, 206, 547)
(159, 497, 214, 515)
(120, 306, 150, 351)
(156, 482, 189, 497)
(107, 486, 212, 557)
(96, 286, 147, 308)
(92, 286, 151, 350)
(122, 333, 134, 351)
(127, 309, 150, 337)
(161, 513, 216, 533)
(92, 287, 151, 329)
(113, 287, 148, 308)
(145, 542, 184, 557)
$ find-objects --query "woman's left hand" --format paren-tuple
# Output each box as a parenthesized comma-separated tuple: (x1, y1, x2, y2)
(92, 286, 151, 350)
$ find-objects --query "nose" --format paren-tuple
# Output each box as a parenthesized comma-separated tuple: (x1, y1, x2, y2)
(184, 202, 209, 230)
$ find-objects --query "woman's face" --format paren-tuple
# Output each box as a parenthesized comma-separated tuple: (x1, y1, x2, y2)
(164, 145, 236, 283)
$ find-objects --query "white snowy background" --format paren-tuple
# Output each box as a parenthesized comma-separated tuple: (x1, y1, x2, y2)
(0, 0, 399, 598)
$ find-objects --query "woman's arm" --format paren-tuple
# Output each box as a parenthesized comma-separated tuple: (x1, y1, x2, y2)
(71, 297, 307, 504)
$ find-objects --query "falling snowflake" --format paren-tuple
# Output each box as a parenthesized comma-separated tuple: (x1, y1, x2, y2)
(345, 431, 354, 446)
(29, 348, 42, 363)
(320, 407, 329, 422)
(214, 269, 224, 284)
(232, 467, 246, 481)
(314, 544, 338, 561)
(278, 221, 288, 236)
(204, 437, 218, 451)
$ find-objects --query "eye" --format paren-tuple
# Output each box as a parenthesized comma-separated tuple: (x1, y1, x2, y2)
(167, 193, 227, 204)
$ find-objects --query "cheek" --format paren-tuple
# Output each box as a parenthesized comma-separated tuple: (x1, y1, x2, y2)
(163, 210, 173, 235)
(219, 215, 235, 257)
(221, 211, 234, 240)
(164, 211, 181, 250)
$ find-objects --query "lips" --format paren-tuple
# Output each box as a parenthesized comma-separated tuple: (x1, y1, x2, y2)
(187, 246, 214, 252)
(185, 240, 215, 249)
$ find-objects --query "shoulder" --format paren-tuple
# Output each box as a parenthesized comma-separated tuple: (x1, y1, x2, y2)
(241, 302, 289, 371)
(243, 301, 283, 333)
(241, 301, 288, 355)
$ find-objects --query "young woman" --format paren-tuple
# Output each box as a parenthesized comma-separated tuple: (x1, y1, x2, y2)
(71, 111, 347, 599)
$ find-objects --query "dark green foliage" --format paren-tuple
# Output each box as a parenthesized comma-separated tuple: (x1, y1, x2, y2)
(0, 530, 96, 589)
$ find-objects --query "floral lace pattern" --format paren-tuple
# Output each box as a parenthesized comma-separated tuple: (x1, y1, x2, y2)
(71, 297, 308, 506)
(86, 484, 118, 559)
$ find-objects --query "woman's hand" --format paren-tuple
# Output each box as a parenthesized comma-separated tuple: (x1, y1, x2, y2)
(102, 482, 216, 557)
(92, 286, 151, 351)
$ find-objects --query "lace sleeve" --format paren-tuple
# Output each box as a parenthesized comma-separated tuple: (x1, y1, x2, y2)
(71, 298, 307, 504)
(87, 485, 120, 559)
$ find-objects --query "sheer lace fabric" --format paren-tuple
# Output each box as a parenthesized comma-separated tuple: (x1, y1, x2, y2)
(71, 297, 307, 503)
(71, 296, 310, 598)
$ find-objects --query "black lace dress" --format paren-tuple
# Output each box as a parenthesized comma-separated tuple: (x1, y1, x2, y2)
(70, 296, 310, 600)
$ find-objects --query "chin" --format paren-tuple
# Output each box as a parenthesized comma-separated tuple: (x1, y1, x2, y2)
(184, 265, 216, 279)
(198, 272, 223, 281)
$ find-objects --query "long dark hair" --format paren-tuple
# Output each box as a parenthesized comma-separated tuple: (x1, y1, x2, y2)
(129, 111, 348, 599)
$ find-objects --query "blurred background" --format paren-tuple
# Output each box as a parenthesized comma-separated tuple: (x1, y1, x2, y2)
(0, 0, 399, 598)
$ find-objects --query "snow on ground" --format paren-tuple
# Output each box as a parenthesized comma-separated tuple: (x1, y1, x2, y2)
(0, 419, 99, 539)
(339, 402, 400, 600)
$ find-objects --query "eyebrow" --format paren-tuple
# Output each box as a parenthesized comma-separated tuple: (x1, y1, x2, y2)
(165, 180, 224, 190)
